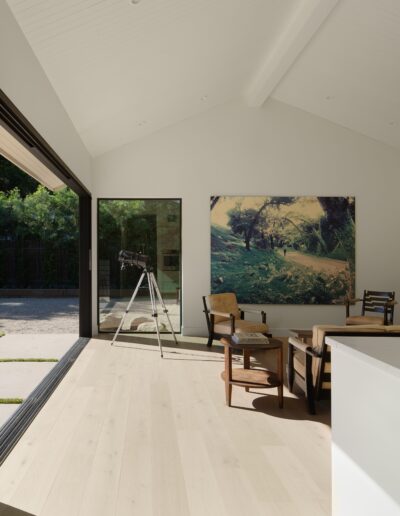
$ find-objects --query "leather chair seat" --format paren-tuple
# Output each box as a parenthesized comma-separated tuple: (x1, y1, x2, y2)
(346, 315, 384, 325)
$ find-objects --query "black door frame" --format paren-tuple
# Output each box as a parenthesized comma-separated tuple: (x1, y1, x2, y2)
(0, 90, 92, 337)
(97, 197, 182, 334)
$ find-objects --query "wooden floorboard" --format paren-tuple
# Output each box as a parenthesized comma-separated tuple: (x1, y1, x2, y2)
(0, 338, 331, 516)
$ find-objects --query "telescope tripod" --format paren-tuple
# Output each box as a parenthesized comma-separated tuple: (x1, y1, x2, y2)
(110, 268, 178, 357)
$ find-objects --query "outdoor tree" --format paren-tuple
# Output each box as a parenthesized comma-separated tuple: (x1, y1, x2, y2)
(211, 195, 355, 304)
(227, 197, 295, 251)
(0, 156, 37, 197)
(0, 181, 79, 288)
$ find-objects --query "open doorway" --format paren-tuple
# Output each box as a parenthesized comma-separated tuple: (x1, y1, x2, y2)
(0, 90, 91, 436)
(0, 155, 80, 333)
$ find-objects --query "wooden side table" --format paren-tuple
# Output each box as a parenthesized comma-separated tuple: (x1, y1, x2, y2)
(220, 337, 283, 408)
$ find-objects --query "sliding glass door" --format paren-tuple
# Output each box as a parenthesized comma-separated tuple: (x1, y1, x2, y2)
(97, 199, 181, 333)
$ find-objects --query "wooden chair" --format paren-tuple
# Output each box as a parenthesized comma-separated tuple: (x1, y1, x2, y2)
(202, 292, 269, 347)
(345, 290, 396, 326)
(288, 324, 400, 414)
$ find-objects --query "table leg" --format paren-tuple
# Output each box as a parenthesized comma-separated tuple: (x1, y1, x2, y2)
(243, 348, 250, 392)
(277, 345, 283, 408)
(224, 345, 232, 406)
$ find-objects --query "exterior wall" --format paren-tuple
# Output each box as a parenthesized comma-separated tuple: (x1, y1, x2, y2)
(92, 98, 400, 336)
(0, 2, 91, 191)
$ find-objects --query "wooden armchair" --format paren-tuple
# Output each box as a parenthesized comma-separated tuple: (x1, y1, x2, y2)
(202, 292, 269, 347)
(345, 290, 396, 326)
(288, 324, 400, 414)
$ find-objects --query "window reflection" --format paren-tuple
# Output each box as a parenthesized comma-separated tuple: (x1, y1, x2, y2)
(98, 199, 181, 333)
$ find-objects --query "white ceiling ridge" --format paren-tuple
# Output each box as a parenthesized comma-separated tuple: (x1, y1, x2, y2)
(245, 0, 339, 108)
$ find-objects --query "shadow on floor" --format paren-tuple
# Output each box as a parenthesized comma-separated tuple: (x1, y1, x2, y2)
(248, 393, 331, 425)
(98, 333, 224, 353)
(100, 333, 332, 425)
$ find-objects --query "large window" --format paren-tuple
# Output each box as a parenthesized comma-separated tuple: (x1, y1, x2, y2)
(98, 199, 181, 333)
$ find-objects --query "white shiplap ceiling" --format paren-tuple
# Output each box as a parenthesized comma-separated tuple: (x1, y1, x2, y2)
(6, 0, 298, 156)
(7, 0, 400, 156)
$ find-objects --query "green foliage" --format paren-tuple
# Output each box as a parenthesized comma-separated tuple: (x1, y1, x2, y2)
(98, 199, 181, 290)
(211, 226, 353, 304)
(225, 196, 355, 268)
(0, 185, 79, 288)
(0, 156, 37, 197)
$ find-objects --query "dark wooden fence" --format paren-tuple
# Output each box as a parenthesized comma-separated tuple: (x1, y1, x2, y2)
(0, 238, 78, 290)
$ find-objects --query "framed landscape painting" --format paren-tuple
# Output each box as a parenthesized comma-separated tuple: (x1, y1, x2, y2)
(210, 196, 355, 304)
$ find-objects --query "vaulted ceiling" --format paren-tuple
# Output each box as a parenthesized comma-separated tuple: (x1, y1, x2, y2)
(272, 0, 400, 151)
(7, 0, 400, 156)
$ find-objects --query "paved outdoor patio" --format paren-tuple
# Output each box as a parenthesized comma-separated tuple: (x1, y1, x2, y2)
(0, 334, 79, 427)
(0, 298, 79, 334)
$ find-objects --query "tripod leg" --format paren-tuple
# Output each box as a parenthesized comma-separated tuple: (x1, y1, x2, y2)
(150, 272, 178, 345)
(111, 272, 146, 346)
(147, 272, 163, 358)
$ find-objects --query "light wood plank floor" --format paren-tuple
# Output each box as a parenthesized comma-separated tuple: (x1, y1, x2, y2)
(0, 337, 331, 516)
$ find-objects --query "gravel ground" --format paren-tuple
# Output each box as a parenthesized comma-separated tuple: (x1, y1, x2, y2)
(0, 298, 79, 334)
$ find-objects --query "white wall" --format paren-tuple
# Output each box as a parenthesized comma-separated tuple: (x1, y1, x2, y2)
(0, 2, 91, 191)
(92, 98, 400, 336)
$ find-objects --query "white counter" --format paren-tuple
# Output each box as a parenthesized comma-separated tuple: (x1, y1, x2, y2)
(327, 336, 400, 516)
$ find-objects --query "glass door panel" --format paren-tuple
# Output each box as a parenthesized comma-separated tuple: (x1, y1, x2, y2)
(98, 199, 181, 333)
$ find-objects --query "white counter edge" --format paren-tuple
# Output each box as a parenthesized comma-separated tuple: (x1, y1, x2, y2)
(326, 336, 400, 380)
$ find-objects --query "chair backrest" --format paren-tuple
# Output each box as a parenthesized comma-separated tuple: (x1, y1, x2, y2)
(311, 324, 386, 354)
(311, 324, 400, 399)
(206, 293, 240, 323)
(362, 290, 395, 321)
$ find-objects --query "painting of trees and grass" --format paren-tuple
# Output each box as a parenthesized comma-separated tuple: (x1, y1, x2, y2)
(210, 196, 355, 304)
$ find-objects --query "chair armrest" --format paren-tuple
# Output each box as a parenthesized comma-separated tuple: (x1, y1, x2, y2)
(239, 308, 267, 324)
(209, 310, 235, 319)
(345, 297, 362, 305)
(288, 337, 320, 357)
(207, 311, 236, 334)
(385, 300, 397, 307)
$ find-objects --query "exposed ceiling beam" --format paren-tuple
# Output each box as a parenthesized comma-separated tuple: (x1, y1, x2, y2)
(245, 0, 338, 108)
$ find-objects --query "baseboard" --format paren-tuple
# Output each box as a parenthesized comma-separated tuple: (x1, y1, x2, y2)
(181, 326, 207, 337)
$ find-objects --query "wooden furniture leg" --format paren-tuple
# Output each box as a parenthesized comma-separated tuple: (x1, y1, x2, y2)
(243, 348, 250, 392)
(277, 345, 283, 408)
(305, 353, 316, 415)
(224, 343, 232, 406)
(287, 342, 294, 393)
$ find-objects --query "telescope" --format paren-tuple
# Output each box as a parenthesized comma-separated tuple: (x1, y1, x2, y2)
(118, 250, 150, 270)
(112, 249, 177, 357)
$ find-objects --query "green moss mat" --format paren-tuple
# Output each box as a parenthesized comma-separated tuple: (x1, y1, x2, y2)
(0, 398, 23, 404)
(0, 358, 58, 363)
